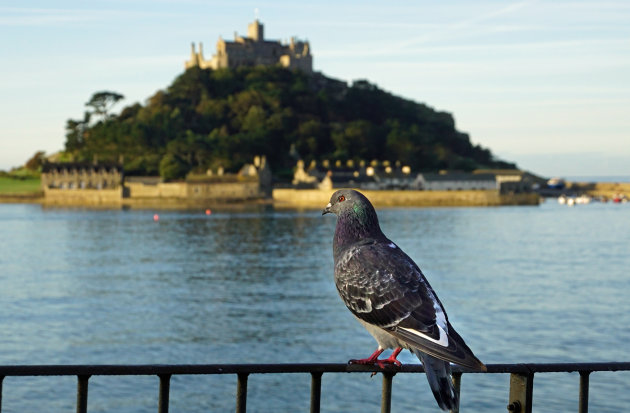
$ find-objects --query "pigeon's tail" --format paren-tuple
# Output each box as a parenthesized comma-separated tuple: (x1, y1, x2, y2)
(412, 349, 458, 412)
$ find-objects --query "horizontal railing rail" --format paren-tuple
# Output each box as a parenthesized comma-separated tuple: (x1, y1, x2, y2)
(1, 362, 630, 413)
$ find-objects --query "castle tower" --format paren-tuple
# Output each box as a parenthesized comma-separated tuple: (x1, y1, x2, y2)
(185, 19, 312, 73)
(247, 19, 264, 42)
(185, 43, 199, 69)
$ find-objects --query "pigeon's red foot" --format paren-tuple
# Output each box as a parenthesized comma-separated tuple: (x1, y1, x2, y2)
(377, 348, 403, 368)
(348, 348, 403, 369)
(348, 348, 384, 365)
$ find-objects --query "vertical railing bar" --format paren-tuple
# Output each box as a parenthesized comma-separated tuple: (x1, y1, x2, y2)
(380, 372, 395, 413)
(236, 373, 249, 413)
(310, 372, 323, 413)
(526, 373, 534, 413)
(578, 371, 590, 413)
(450, 372, 462, 413)
(0, 375, 4, 413)
(507, 372, 534, 413)
(76, 375, 90, 413)
(158, 374, 171, 413)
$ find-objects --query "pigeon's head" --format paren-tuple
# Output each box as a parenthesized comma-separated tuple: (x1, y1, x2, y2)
(323, 189, 383, 245)
(322, 189, 375, 219)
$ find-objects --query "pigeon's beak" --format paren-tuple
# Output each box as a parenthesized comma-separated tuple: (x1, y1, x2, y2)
(322, 202, 332, 215)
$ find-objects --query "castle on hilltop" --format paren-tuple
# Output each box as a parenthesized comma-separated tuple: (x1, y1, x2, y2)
(185, 19, 312, 74)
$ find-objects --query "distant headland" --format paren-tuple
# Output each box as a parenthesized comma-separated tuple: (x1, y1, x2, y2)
(4, 19, 625, 208)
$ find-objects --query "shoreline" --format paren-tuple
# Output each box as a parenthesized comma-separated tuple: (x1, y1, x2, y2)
(273, 188, 540, 208)
(0, 193, 44, 204)
(3, 181, 629, 209)
(0, 189, 540, 209)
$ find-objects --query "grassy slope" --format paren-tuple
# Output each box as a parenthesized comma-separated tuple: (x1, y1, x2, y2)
(0, 176, 42, 195)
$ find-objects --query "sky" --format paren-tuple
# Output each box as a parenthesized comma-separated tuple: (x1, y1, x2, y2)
(1, 1, 629, 178)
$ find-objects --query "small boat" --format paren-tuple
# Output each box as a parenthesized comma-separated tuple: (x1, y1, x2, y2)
(576, 195, 591, 204)
(547, 178, 566, 189)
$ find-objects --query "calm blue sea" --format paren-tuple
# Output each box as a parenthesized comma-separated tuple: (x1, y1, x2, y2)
(1, 200, 630, 412)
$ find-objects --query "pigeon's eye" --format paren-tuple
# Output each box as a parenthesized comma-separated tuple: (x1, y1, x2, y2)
(338, 195, 346, 202)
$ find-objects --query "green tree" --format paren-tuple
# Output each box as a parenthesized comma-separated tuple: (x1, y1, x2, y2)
(159, 153, 190, 181)
(65, 111, 91, 152)
(86, 91, 124, 121)
(24, 151, 46, 171)
(332, 120, 379, 161)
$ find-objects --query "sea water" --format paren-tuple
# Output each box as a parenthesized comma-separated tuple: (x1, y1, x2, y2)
(1, 200, 629, 412)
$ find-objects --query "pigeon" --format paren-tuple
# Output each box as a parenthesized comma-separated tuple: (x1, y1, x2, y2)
(322, 189, 486, 411)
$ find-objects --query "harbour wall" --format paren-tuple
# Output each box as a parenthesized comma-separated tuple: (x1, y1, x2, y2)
(43, 188, 122, 206)
(124, 180, 266, 207)
(569, 182, 630, 198)
(41, 180, 267, 207)
(273, 189, 541, 208)
(38, 187, 540, 208)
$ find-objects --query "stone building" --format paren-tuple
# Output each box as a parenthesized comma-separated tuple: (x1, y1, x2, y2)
(414, 170, 537, 193)
(414, 173, 498, 191)
(40, 158, 272, 205)
(185, 19, 312, 74)
(291, 159, 415, 190)
(41, 162, 124, 205)
(41, 162, 123, 190)
(290, 159, 537, 194)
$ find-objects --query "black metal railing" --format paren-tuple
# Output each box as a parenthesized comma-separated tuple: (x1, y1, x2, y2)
(1, 362, 630, 413)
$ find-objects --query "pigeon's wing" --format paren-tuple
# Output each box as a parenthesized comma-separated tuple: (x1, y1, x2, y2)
(335, 240, 485, 371)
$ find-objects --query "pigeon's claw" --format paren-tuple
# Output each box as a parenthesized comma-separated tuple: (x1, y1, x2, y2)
(348, 347, 403, 369)
(376, 347, 403, 368)
(348, 348, 384, 365)
(377, 358, 402, 368)
(379, 347, 402, 368)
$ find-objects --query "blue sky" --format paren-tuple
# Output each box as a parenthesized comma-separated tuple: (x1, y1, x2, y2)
(1, 0, 629, 177)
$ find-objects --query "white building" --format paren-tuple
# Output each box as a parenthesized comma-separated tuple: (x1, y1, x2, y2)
(414, 173, 498, 191)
